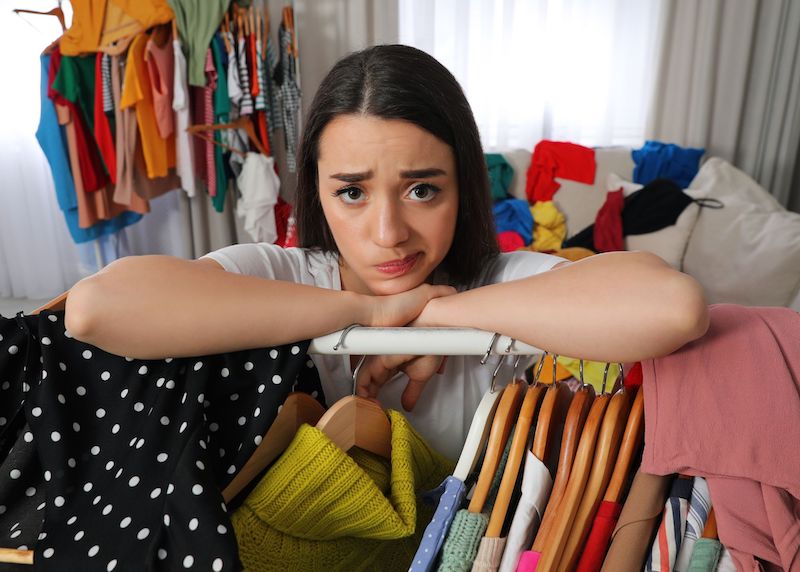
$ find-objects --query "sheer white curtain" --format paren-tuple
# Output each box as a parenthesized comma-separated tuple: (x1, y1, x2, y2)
(399, 0, 665, 152)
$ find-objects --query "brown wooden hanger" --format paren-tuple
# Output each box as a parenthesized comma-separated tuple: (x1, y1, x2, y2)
(486, 357, 546, 537)
(531, 355, 571, 463)
(467, 379, 525, 514)
(531, 382, 595, 552)
(13, 3, 66, 32)
(187, 117, 270, 158)
(534, 392, 610, 572)
(222, 392, 325, 502)
(558, 370, 630, 571)
(603, 386, 644, 504)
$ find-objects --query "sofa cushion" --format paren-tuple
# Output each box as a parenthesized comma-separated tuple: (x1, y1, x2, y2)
(683, 158, 800, 307)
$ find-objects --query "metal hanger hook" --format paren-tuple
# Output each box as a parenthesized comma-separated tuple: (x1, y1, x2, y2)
(533, 351, 548, 385)
(552, 354, 559, 385)
(333, 323, 362, 352)
(480, 332, 501, 365)
(579, 359, 586, 387)
(351, 354, 368, 396)
(601, 362, 611, 395)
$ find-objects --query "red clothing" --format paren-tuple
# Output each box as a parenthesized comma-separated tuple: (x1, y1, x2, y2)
(575, 501, 623, 572)
(48, 47, 108, 193)
(642, 304, 800, 572)
(93, 53, 116, 184)
(624, 362, 643, 390)
(593, 189, 624, 252)
(498, 230, 525, 252)
(274, 196, 293, 247)
(525, 141, 596, 203)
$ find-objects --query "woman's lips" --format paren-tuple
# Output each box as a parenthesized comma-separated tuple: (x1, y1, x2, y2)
(375, 253, 420, 276)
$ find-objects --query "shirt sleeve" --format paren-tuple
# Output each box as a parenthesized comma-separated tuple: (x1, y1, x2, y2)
(468, 251, 567, 289)
(199, 243, 308, 283)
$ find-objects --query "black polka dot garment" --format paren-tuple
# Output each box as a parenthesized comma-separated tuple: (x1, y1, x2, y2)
(0, 311, 325, 571)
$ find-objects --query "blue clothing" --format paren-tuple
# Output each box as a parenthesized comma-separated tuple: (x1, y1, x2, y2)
(35, 54, 142, 244)
(493, 198, 534, 245)
(632, 140, 704, 188)
(410, 476, 467, 572)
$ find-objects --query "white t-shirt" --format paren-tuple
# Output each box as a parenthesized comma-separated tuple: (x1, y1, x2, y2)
(201, 243, 564, 459)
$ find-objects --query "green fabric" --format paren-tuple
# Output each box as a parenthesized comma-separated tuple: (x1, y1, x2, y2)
(168, 0, 231, 87)
(485, 154, 514, 202)
(437, 425, 516, 571)
(687, 538, 723, 571)
(232, 410, 454, 571)
(211, 35, 230, 213)
(52, 54, 97, 132)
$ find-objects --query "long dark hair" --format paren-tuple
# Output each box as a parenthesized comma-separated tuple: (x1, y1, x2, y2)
(295, 44, 498, 285)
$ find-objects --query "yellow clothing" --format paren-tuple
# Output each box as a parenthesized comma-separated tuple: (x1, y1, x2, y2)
(120, 33, 175, 179)
(232, 410, 454, 571)
(553, 246, 596, 262)
(530, 201, 567, 252)
(533, 355, 622, 393)
(111, 0, 173, 31)
(60, 0, 106, 56)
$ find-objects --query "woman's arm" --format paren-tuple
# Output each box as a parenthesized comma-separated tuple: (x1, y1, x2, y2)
(65, 255, 453, 360)
(418, 251, 709, 363)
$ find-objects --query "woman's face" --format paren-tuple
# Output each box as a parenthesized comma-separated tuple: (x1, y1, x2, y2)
(317, 114, 459, 296)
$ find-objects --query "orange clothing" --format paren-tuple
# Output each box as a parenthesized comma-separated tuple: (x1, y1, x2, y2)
(59, 0, 106, 56)
(111, 0, 173, 31)
(120, 33, 176, 179)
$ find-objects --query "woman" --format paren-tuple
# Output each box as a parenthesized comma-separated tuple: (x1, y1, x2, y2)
(65, 45, 708, 458)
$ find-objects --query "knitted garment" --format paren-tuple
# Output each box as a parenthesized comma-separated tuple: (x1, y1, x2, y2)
(232, 409, 453, 571)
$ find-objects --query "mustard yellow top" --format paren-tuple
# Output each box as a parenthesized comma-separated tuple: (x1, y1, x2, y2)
(232, 410, 454, 571)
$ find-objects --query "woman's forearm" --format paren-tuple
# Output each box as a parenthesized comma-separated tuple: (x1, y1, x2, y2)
(422, 251, 709, 363)
(65, 255, 371, 359)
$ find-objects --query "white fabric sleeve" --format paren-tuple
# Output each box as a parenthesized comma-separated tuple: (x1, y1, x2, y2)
(199, 243, 308, 283)
(469, 250, 567, 289)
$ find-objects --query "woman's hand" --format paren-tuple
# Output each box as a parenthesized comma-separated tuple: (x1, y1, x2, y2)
(355, 354, 448, 411)
(367, 283, 456, 327)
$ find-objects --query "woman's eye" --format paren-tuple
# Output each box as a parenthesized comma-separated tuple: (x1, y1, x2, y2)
(409, 184, 440, 202)
(335, 187, 366, 204)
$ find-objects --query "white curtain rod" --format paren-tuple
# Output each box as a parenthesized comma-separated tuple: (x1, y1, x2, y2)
(308, 327, 543, 357)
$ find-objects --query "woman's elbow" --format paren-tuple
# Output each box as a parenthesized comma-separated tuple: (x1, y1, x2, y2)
(668, 272, 710, 346)
(64, 276, 100, 342)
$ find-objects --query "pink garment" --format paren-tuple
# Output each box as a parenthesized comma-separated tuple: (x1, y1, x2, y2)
(516, 550, 541, 571)
(144, 33, 175, 139)
(641, 304, 800, 572)
(204, 48, 216, 197)
(524, 141, 596, 203)
(498, 230, 525, 252)
(593, 189, 624, 252)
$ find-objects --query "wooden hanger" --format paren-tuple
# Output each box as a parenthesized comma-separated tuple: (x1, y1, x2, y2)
(13, 3, 66, 32)
(603, 387, 644, 504)
(531, 355, 571, 463)
(531, 383, 595, 552)
(534, 392, 610, 571)
(33, 291, 68, 314)
(486, 378, 546, 536)
(467, 379, 524, 513)
(315, 354, 392, 459)
(222, 392, 325, 502)
(187, 116, 270, 158)
(557, 383, 630, 571)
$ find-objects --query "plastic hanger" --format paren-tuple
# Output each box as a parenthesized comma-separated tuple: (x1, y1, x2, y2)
(13, 2, 66, 32)
(222, 392, 325, 502)
(603, 386, 644, 504)
(467, 360, 525, 514)
(486, 352, 547, 537)
(531, 365, 595, 552)
(187, 117, 270, 158)
(452, 333, 505, 482)
(533, 388, 610, 572)
(557, 366, 630, 571)
(315, 347, 392, 459)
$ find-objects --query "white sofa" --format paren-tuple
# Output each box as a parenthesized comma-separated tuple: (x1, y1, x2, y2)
(501, 147, 800, 310)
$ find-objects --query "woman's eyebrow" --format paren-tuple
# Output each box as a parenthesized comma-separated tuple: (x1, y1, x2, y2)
(329, 167, 447, 183)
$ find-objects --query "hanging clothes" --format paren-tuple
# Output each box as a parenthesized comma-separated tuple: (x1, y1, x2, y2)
(144, 30, 175, 139)
(236, 153, 280, 243)
(410, 476, 467, 572)
(277, 16, 301, 172)
(525, 141, 596, 203)
(574, 501, 624, 572)
(641, 304, 800, 572)
(93, 54, 116, 184)
(120, 32, 176, 181)
(172, 35, 196, 197)
(674, 477, 712, 572)
(37, 54, 141, 243)
(686, 538, 723, 571)
(210, 35, 231, 213)
(231, 410, 453, 572)
(168, 0, 231, 87)
(632, 141, 704, 188)
(0, 310, 324, 570)
(646, 476, 693, 571)
(485, 154, 514, 202)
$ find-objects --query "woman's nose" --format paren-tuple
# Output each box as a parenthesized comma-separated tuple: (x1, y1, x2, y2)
(372, 199, 410, 247)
